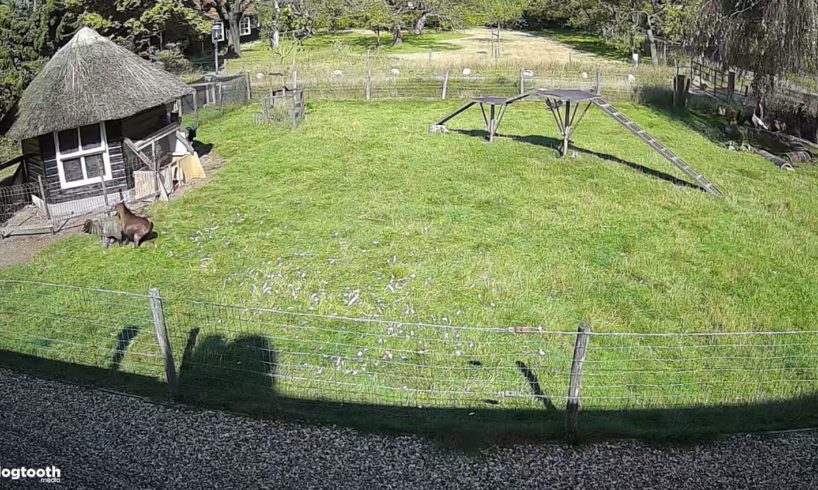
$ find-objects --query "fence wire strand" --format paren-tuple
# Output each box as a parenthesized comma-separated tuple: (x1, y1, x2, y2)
(0, 280, 816, 411)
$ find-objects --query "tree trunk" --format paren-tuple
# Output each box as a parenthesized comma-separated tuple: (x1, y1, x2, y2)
(226, 12, 242, 56)
(413, 11, 428, 35)
(272, 0, 281, 48)
(646, 24, 658, 66)
(392, 24, 403, 45)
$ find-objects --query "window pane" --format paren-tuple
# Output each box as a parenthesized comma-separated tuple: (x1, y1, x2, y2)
(62, 158, 84, 182)
(85, 153, 104, 178)
(58, 129, 79, 154)
(80, 124, 102, 150)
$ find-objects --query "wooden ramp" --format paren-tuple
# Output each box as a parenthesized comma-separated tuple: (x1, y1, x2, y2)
(591, 98, 722, 197)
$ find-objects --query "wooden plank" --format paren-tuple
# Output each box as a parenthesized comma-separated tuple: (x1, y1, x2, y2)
(592, 98, 723, 196)
(566, 322, 591, 444)
(149, 288, 179, 398)
(0, 155, 25, 172)
(435, 101, 477, 126)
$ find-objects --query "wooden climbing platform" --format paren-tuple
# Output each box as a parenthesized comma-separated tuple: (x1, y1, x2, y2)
(431, 88, 723, 196)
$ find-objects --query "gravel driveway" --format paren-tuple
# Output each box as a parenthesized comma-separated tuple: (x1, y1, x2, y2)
(0, 368, 816, 489)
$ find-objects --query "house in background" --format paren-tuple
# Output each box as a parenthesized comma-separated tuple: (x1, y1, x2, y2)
(2, 27, 195, 218)
(204, 3, 261, 45)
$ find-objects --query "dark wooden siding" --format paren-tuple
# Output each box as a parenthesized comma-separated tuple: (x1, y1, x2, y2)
(41, 120, 130, 204)
(22, 137, 43, 182)
(122, 105, 172, 141)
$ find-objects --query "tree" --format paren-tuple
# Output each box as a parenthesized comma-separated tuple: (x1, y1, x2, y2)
(347, 0, 398, 46)
(0, 0, 209, 123)
(0, 0, 72, 122)
(693, 0, 818, 96)
(409, 0, 467, 35)
(537, 0, 698, 64)
(202, 0, 253, 56)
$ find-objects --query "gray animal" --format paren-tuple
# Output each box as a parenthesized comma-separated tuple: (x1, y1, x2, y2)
(82, 217, 123, 248)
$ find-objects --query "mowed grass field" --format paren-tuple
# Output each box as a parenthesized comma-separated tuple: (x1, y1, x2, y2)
(2, 100, 818, 439)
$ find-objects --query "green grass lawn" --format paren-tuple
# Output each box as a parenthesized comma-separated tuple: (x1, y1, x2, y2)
(3, 100, 818, 441)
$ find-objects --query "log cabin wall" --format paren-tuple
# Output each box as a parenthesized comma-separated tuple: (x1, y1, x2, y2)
(20, 137, 43, 182)
(39, 120, 129, 204)
(121, 105, 173, 141)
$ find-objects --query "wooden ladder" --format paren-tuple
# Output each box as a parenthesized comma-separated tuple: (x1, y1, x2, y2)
(592, 99, 723, 197)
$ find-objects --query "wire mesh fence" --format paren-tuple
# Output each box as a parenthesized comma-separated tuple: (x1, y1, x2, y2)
(0, 181, 42, 228)
(180, 73, 252, 117)
(0, 281, 164, 378)
(235, 64, 679, 104)
(1, 279, 816, 423)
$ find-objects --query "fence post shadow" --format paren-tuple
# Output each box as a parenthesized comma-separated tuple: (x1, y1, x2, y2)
(515, 361, 557, 411)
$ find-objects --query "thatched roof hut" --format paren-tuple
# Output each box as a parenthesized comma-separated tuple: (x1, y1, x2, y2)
(6, 27, 193, 141)
(2, 27, 195, 216)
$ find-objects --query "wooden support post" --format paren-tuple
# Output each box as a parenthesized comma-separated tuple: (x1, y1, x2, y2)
(566, 322, 591, 443)
(519, 68, 525, 95)
(149, 288, 178, 398)
(101, 172, 109, 211)
(193, 87, 199, 129)
(441, 70, 449, 100)
(37, 175, 52, 229)
(595, 70, 601, 95)
(488, 104, 496, 142)
(563, 100, 571, 156)
(365, 49, 372, 101)
(727, 71, 736, 102)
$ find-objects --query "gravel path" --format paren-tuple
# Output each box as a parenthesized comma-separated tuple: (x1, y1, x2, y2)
(0, 368, 816, 489)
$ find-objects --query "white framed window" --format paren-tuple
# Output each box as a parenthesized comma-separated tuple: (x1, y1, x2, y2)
(53, 122, 112, 189)
(240, 16, 252, 36)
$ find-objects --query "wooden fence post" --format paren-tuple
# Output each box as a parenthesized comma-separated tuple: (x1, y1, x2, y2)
(566, 322, 591, 443)
(441, 70, 449, 100)
(149, 288, 178, 398)
(37, 175, 53, 230)
(595, 70, 601, 96)
(519, 68, 525, 95)
(365, 49, 372, 101)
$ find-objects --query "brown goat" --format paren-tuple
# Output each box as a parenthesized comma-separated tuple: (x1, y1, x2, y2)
(114, 202, 154, 248)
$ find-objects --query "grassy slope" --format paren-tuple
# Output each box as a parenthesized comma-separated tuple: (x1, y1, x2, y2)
(3, 101, 818, 440)
(8, 101, 818, 331)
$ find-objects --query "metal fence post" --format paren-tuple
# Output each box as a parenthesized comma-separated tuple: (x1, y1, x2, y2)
(566, 322, 591, 443)
(149, 288, 179, 398)
(441, 70, 449, 100)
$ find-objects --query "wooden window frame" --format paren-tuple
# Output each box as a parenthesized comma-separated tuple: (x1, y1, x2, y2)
(53, 122, 112, 190)
(240, 16, 252, 36)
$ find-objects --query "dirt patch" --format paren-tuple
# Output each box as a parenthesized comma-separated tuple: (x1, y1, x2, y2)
(0, 153, 227, 269)
(390, 28, 606, 69)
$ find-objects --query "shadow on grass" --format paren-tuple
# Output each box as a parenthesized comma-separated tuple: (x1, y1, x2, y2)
(109, 325, 140, 371)
(452, 129, 707, 193)
(2, 348, 817, 449)
(639, 88, 740, 145)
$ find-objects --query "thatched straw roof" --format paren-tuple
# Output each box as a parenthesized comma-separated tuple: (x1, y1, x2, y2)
(5, 27, 194, 141)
